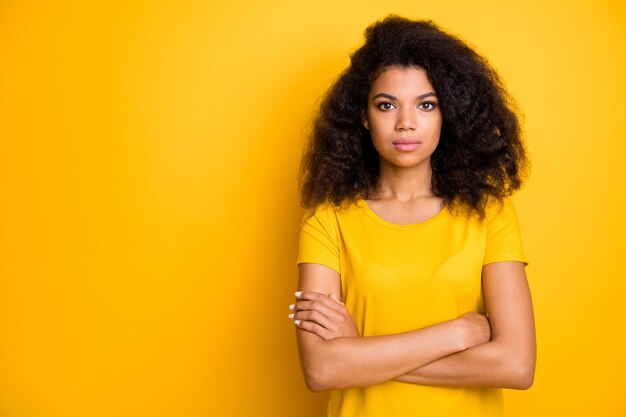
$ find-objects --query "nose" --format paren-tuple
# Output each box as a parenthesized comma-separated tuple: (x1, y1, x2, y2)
(395, 106, 416, 131)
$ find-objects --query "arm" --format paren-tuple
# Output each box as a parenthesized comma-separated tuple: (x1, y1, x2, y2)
(293, 263, 491, 392)
(396, 261, 536, 389)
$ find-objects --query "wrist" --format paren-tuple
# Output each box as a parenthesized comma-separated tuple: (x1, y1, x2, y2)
(452, 312, 491, 350)
(451, 318, 471, 351)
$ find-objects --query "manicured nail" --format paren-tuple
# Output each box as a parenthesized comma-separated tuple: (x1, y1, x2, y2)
(294, 320, 301, 326)
(289, 304, 295, 310)
(288, 313, 294, 319)
(295, 291, 302, 297)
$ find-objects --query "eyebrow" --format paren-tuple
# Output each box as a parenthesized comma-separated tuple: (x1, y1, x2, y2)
(372, 92, 437, 100)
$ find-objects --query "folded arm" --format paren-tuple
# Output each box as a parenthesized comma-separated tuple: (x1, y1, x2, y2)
(293, 263, 491, 392)
(396, 261, 536, 389)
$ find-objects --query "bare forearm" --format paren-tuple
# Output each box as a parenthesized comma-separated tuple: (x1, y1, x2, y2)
(395, 262, 538, 391)
(299, 318, 468, 391)
(294, 264, 493, 392)
(396, 339, 536, 390)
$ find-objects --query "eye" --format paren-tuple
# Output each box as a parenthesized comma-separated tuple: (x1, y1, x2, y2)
(418, 102, 437, 111)
(376, 102, 396, 111)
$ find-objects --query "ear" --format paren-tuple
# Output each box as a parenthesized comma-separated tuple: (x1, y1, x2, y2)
(361, 110, 369, 130)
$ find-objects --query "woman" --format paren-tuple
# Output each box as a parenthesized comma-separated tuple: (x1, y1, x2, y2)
(290, 16, 535, 417)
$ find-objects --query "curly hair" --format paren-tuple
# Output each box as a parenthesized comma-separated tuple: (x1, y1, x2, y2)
(299, 15, 528, 218)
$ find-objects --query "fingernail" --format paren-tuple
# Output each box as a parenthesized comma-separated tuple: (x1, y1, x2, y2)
(289, 304, 295, 310)
(294, 320, 301, 326)
(295, 291, 302, 297)
(288, 313, 294, 319)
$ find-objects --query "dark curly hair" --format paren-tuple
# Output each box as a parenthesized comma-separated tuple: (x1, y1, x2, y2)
(300, 15, 528, 218)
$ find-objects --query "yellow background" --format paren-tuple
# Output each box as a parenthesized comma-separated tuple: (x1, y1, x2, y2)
(1, 1, 625, 416)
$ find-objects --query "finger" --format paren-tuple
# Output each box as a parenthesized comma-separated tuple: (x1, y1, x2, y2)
(329, 292, 343, 304)
(294, 319, 331, 340)
(292, 301, 341, 325)
(295, 290, 334, 302)
(295, 291, 343, 313)
(292, 300, 342, 319)
(293, 296, 342, 314)
(292, 310, 336, 331)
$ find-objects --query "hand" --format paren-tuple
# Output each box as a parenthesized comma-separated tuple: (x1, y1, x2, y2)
(289, 290, 359, 340)
(456, 312, 491, 349)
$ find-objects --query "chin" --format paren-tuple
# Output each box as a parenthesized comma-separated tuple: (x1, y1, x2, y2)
(387, 157, 431, 170)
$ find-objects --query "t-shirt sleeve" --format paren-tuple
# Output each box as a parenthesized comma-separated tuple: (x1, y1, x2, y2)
(483, 198, 528, 265)
(297, 204, 341, 274)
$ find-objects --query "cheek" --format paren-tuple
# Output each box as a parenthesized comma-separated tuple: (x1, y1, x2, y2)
(425, 118, 442, 138)
(369, 132, 388, 156)
(369, 117, 393, 136)
(369, 126, 389, 146)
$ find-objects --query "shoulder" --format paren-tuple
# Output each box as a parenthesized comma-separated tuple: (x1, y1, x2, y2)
(484, 196, 519, 225)
(301, 202, 339, 233)
(302, 201, 337, 221)
(299, 202, 345, 243)
(298, 202, 349, 272)
(302, 199, 363, 226)
(446, 195, 516, 225)
(482, 196, 527, 265)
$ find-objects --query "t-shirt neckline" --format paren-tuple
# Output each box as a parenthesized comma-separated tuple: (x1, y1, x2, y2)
(357, 198, 447, 230)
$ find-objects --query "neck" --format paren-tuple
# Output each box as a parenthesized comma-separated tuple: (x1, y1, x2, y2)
(374, 159, 434, 201)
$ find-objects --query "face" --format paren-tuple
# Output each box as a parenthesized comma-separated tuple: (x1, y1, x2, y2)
(363, 66, 442, 172)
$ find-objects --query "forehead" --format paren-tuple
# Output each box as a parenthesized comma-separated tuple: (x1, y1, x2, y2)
(369, 66, 435, 96)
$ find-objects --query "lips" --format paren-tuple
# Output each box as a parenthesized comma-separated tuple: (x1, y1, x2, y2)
(392, 139, 421, 152)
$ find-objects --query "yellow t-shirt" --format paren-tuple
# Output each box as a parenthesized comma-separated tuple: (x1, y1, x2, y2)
(297, 197, 527, 417)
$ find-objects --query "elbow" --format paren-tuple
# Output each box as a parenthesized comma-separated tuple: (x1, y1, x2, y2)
(299, 338, 348, 392)
(506, 359, 535, 390)
(301, 360, 335, 392)
(512, 367, 535, 390)
(305, 377, 329, 393)
(303, 368, 328, 393)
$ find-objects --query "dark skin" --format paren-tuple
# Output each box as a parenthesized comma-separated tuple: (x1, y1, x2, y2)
(291, 67, 536, 391)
